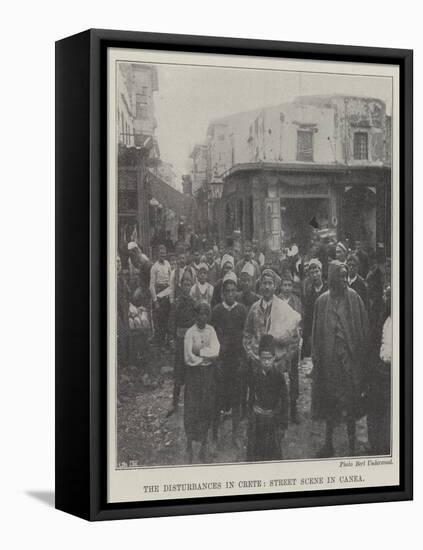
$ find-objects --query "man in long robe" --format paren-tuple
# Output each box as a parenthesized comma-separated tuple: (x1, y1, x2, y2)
(311, 261, 369, 457)
(244, 269, 301, 373)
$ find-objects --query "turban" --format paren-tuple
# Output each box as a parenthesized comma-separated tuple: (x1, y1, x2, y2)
(308, 258, 322, 270)
(280, 270, 293, 282)
(261, 268, 277, 283)
(287, 245, 299, 257)
(240, 262, 255, 278)
(128, 241, 139, 251)
(222, 271, 238, 288)
(336, 242, 348, 255)
(221, 254, 234, 268)
(197, 262, 209, 273)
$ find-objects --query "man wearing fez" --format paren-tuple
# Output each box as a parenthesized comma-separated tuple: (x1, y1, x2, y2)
(311, 261, 369, 457)
(244, 269, 301, 374)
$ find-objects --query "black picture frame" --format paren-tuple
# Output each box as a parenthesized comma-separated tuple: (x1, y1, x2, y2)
(55, 28, 413, 521)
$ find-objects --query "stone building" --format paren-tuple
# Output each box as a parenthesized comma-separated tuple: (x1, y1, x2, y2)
(197, 95, 391, 255)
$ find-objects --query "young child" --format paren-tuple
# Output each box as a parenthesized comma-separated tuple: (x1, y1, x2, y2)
(190, 263, 214, 306)
(184, 302, 220, 463)
(247, 334, 289, 461)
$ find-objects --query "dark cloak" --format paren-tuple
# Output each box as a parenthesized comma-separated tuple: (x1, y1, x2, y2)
(311, 284, 369, 423)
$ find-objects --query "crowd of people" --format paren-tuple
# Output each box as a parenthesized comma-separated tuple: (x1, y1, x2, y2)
(117, 233, 392, 464)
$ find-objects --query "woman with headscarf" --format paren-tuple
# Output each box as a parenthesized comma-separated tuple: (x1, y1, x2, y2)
(311, 261, 369, 457)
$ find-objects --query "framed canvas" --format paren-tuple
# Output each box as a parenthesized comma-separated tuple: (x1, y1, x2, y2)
(55, 29, 413, 521)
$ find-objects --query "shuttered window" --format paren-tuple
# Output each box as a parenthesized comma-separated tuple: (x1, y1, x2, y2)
(297, 130, 313, 161)
(354, 132, 368, 160)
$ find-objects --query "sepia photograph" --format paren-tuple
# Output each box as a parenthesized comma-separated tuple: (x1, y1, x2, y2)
(107, 46, 400, 503)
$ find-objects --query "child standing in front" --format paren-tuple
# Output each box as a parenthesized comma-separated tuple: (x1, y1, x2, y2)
(190, 263, 214, 307)
(184, 302, 220, 463)
(247, 334, 289, 461)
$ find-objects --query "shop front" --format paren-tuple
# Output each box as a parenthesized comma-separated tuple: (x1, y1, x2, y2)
(219, 163, 390, 256)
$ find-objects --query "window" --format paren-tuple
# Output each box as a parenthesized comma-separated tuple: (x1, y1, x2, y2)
(354, 132, 368, 160)
(297, 130, 313, 161)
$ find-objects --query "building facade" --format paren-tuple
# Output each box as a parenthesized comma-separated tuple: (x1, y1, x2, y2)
(196, 95, 391, 256)
(117, 63, 195, 260)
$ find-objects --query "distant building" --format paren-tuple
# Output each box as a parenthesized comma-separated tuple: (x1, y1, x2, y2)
(189, 144, 208, 194)
(200, 95, 391, 254)
(117, 63, 191, 259)
(155, 160, 179, 191)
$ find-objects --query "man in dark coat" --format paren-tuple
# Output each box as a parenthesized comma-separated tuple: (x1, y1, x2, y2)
(302, 259, 327, 359)
(312, 261, 369, 457)
(347, 253, 369, 311)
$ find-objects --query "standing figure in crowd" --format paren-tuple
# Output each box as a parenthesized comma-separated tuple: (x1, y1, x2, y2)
(117, 255, 130, 369)
(287, 244, 304, 298)
(247, 334, 289, 461)
(367, 285, 392, 455)
(311, 261, 369, 457)
(235, 263, 260, 418)
(335, 241, 348, 263)
(169, 252, 196, 305)
(354, 240, 370, 279)
(205, 249, 220, 287)
(236, 263, 260, 309)
(252, 239, 265, 267)
(244, 269, 301, 373)
(211, 272, 247, 446)
(235, 241, 260, 283)
(191, 250, 204, 275)
(366, 249, 385, 332)
(167, 273, 197, 417)
(190, 263, 214, 306)
(211, 255, 235, 309)
(279, 271, 302, 423)
(149, 244, 171, 349)
(347, 253, 369, 310)
(127, 241, 152, 296)
(301, 259, 327, 358)
(184, 303, 220, 463)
